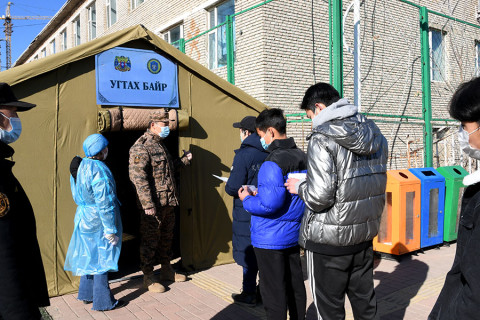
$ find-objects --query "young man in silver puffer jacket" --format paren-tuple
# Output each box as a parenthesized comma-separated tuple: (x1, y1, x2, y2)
(285, 83, 388, 320)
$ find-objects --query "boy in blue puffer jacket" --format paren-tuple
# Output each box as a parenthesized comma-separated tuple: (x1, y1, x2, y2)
(238, 108, 307, 320)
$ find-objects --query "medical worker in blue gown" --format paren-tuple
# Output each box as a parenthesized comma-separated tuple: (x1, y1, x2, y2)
(64, 134, 124, 311)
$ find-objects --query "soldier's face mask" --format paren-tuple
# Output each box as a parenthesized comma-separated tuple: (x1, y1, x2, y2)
(159, 126, 170, 138)
(0, 112, 22, 144)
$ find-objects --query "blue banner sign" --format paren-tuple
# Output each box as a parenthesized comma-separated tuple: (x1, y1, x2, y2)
(96, 47, 179, 108)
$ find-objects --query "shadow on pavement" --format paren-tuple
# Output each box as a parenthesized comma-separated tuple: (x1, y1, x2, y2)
(374, 243, 429, 320)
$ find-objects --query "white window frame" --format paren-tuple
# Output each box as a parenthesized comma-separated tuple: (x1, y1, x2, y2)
(476, 41, 480, 77)
(60, 29, 67, 51)
(106, 0, 117, 27)
(73, 17, 81, 46)
(207, 0, 235, 69)
(429, 28, 446, 82)
(163, 24, 183, 49)
(88, 3, 97, 41)
(41, 48, 46, 58)
(50, 39, 56, 54)
(132, 0, 144, 10)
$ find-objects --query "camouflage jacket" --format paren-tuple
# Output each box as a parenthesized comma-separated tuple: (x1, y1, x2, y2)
(129, 130, 190, 210)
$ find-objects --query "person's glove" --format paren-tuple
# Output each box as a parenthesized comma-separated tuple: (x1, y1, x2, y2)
(104, 234, 119, 246)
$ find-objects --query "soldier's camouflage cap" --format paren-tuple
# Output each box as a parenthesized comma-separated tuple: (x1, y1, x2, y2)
(150, 110, 174, 123)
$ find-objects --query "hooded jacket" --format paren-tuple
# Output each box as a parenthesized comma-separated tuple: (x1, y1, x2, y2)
(225, 133, 268, 266)
(243, 138, 307, 249)
(298, 98, 387, 255)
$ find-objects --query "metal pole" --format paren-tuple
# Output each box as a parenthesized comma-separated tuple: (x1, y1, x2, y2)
(331, 0, 343, 96)
(353, 0, 361, 110)
(420, 6, 433, 167)
(179, 38, 185, 54)
(226, 15, 235, 84)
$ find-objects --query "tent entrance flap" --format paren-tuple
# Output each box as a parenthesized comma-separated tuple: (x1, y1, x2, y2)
(102, 130, 182, 279)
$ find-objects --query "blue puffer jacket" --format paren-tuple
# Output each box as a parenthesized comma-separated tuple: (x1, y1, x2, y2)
(243, 138, 307, 249)
(225, 133, 268, 267)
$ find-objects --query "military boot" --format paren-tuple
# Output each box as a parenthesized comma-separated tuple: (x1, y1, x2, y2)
(143, 274, 166, 293)
(159, 264, 187, 282)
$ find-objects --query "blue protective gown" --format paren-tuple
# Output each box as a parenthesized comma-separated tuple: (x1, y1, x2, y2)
(64, 158, 122, 276)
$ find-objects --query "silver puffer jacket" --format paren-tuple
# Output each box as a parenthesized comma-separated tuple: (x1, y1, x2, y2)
(298, 98, 387, 249)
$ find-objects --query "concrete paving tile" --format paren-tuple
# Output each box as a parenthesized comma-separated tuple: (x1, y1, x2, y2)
(132, 310, 154, 320)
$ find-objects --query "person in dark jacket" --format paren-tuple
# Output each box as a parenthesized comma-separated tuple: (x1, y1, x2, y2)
(225, 116, 268, 307)
(286, 83, 387, 320)
(239, 108, 307, 320)
(0, 83, 50, 320)
(429, 77, 480, 320)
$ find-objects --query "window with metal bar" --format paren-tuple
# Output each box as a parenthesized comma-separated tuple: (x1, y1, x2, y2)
(88, 3, 97, 40)
(73, 17, 81, 46)
(50, 39, 56, 55)
(207, 0, 235, 69)
(60, 30, 67, 51)
(132, 0, 144, 10)
(429, 29, 445, 82)
(106, 0, 117, 27)
(164, 24, 183, 50)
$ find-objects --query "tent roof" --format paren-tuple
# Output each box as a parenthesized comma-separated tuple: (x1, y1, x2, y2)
(0, 25, 267, 113)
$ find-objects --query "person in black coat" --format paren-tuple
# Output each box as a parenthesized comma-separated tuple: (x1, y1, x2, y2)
(429, 77, 480, 320)
(0, 83, 49, 320)
(225, 116, 268, 307)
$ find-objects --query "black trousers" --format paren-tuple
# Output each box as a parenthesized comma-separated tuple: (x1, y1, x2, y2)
(254, 245, 306, 320)
(306, 245, 378, 320)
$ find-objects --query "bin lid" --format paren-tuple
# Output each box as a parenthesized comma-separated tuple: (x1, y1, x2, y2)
(387, 170, 421, 185)
(408, 167, 446, 182)
(436, 165, 469, 181)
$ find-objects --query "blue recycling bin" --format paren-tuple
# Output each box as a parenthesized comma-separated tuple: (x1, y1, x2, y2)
(408, 167, 445, 248)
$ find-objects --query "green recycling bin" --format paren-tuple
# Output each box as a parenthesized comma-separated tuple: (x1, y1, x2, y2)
(436, 165, 468, 242)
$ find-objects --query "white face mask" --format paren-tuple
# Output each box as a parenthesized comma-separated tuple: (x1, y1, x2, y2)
(0, 113, 22, 144)
(458, 126, 480, 160)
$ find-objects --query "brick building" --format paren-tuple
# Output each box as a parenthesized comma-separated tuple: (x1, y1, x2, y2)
(15, 0, 480, 169)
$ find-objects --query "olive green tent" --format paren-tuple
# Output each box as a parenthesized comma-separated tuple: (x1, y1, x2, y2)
(0, 25, 267, 297)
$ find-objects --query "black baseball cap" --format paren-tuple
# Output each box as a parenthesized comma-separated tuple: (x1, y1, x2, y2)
(233, 116, 256, 132)
(0, 82, 36, 111)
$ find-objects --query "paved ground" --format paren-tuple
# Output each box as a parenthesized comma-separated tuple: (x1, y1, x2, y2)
(45, 244, 456, 320)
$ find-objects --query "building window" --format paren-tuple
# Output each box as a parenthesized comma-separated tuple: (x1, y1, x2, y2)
(60, 30, 67, 51)
(73, 17, 81, 46)
(34, 55, 38, 60)
(41, 48, 46, 58)
(88, 3, 96, 40)
(132, 0, 144, 10)
(430, 29, 445, 82)
(476, 42, 480, 77)
(164, 24, 183, 49)
(106, 0, 117, 27)
(207, 0, 235, 69)
(50, 39, 56, 54)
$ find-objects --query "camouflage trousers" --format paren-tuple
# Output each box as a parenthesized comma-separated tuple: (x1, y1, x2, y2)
(139, 206, 176, 275)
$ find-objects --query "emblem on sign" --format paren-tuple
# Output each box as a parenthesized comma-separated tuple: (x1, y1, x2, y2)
(147, 59, 162, 74)
(0, 192, 10, 218)
(114, 56, 131, 72)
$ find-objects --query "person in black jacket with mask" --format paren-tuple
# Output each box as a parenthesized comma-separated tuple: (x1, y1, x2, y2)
(429, 77, 480, 320)
(0, 83, 49, 320)
(225, 116, 268, 306)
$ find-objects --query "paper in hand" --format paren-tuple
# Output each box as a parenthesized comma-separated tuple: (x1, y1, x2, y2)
(212, 174, 228, 183)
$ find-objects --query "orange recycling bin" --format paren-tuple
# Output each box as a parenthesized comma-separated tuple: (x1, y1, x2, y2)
(373, 170, 421, 255)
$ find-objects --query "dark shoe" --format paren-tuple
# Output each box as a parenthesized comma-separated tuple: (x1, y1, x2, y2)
(232, 291, 256, 307)
(82, 300, 92, 305)
(112, 300, 127, 310)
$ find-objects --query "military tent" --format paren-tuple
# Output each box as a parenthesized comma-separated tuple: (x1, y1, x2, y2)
(0, 25, 267, 296)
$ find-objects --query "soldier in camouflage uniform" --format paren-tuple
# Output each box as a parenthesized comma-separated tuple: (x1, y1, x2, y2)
(129, 110, 192, 293)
